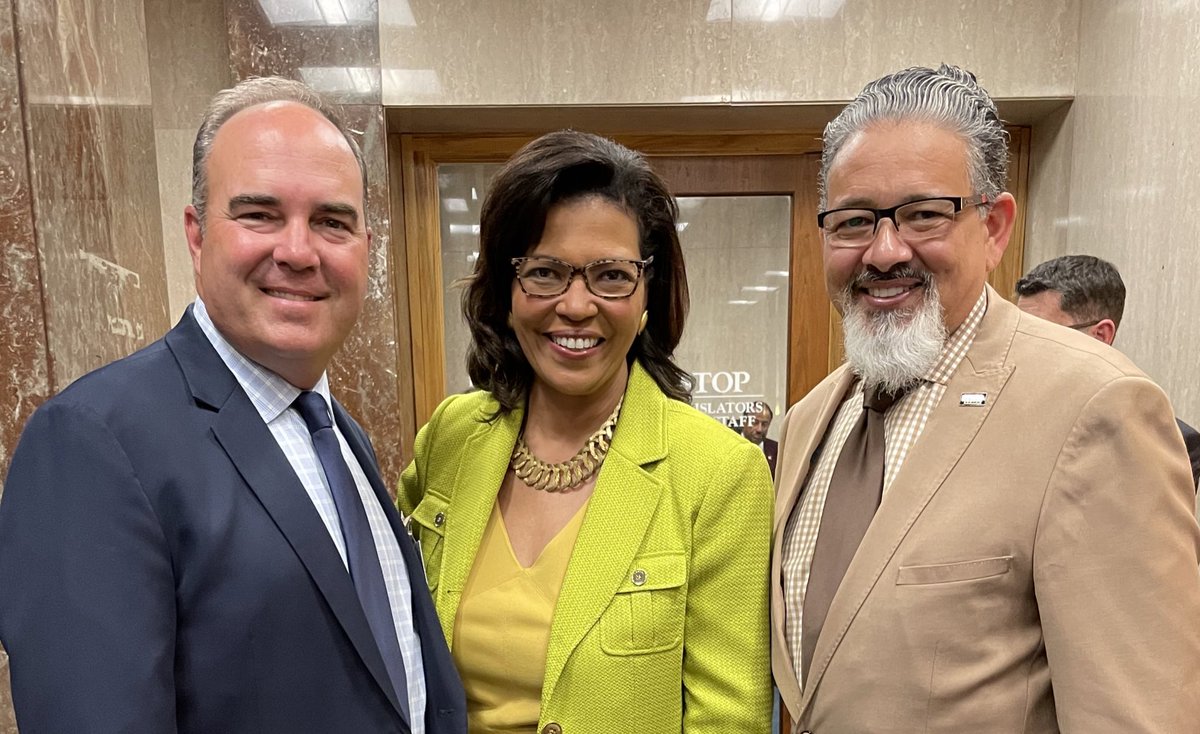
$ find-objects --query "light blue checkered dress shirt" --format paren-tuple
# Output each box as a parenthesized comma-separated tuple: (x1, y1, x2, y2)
(193, 299, 426, 730)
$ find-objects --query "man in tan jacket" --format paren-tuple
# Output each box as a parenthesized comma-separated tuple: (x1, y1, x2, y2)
(773, 64, 1200, 733)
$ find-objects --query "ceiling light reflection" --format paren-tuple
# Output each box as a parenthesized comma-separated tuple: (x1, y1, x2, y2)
(723, 0, 845, 21)
(257, 0, 373, 26)
(299, 66, 378, 95)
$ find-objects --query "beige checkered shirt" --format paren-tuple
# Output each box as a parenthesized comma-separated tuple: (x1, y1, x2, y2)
(782, 289, 988, 689)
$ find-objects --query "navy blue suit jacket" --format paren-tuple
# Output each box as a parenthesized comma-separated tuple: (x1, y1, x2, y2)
(1178, 418, 1200, 491)
(0, 312, 465, 733)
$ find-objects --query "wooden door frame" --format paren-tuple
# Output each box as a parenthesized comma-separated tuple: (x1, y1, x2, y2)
(389, 129, 1031, 452)
(393, 133, 829, 430)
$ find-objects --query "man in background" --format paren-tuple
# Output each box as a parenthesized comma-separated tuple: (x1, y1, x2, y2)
(740, 402, 778, 477)
(0, 77, 464, 732)
(772, 64, 1200, 732)
(1016, 254, 1200, 490)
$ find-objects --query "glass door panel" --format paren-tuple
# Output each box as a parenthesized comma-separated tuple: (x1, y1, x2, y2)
(436, 162, 502, 395)
(673, 195, 791, 446)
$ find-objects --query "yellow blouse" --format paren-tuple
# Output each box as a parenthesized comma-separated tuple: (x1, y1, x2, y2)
(452, 502, 587, 733)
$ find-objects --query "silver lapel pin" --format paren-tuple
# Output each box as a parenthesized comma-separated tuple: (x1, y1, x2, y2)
(959, 392, 987, 407)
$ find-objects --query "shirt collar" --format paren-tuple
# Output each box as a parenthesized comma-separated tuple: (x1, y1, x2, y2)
(191, 297, 331, 423)
(923, 288, 988, 386)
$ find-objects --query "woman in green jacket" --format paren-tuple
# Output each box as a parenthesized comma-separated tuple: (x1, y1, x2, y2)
(399, 130, 773, 734)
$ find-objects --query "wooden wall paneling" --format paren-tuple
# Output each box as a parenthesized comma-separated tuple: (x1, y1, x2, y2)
(788, 153, 828, 404)
(989, 125, 1031, 300)
(400, 136, 450, 428)
(387, 132, 418, 462)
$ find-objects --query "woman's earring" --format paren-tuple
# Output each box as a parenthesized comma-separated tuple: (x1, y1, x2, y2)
(638, 311, 649, 335)
(507, 313, 513, 329)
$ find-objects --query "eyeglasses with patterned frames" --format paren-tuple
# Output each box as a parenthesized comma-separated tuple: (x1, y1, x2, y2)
(511, 255, 653, 299)
(817, 194, 991, 248)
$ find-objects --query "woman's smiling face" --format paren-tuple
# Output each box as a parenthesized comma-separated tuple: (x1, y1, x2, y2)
(509, 196, 647, 404)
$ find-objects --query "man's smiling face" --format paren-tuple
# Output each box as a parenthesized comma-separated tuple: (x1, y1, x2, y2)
(185, 101, 370, 388)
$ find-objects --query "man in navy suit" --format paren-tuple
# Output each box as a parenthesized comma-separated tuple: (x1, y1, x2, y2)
(0, 77, 465, 733)
(1016, 255, 1200, 491)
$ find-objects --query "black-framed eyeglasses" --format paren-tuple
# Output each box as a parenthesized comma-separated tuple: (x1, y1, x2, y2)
(817, 194, 991, 248)
(1067, 319, 1102, 331)
(511, 255, 653, 299)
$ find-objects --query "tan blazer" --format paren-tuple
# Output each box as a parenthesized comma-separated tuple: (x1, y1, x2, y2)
(772, 289, 1200, 733)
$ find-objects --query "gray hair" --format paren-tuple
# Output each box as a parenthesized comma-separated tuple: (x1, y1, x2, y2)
(191, 76, 368, 229)
(819, 64, 1009, 209)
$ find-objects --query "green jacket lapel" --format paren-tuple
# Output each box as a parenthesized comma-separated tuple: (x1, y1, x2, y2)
(436, 402, 523, 645)
(542, 363, 668, 703)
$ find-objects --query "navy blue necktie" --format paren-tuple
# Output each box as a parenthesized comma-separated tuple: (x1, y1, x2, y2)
(293, 391, 410, 721)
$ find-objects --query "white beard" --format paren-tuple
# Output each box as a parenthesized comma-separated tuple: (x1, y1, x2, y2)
(837, 279, 946, 395)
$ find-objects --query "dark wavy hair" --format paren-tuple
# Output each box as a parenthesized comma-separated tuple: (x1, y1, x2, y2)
(462, 130, 691, 415)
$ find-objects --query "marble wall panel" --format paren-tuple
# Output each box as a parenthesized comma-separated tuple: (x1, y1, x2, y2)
(145, 0, 232, 130)
(144, 0, 231, 319)
(226, 0, 381, 105)
(380, 0, 732, 105)
(380, 0, 1076, 106)
(1044, 0, 1200, 425)
(0, 0, 50, 493)
(15, 0, 169, 388)
(326, 105, 408, 487)
(25, 103, 170, 387)
(2, 4, 47, 727)
(145, 0, 232, 322)
(731, 0, 1080, 102)
(153, 128, 200, 322)
(16, 0, 152, 106)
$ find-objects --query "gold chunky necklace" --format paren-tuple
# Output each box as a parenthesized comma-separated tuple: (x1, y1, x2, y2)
(510, 398, 623, 492)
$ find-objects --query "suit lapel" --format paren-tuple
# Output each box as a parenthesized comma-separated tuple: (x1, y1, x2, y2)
(165, 313, 407, 725)
(772, 367, 854, 714)
(542, 364, 667, 703)
(797, 290, 1020, 718)
(336, 401, 463, 727)
(774, 368, 856, 541)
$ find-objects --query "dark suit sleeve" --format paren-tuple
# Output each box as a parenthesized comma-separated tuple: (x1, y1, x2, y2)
(0, 401, 177, 732)
(1177, 419, 1200, 491)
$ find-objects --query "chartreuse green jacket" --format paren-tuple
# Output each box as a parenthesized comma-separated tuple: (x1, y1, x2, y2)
(398, 361, 773, 734)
